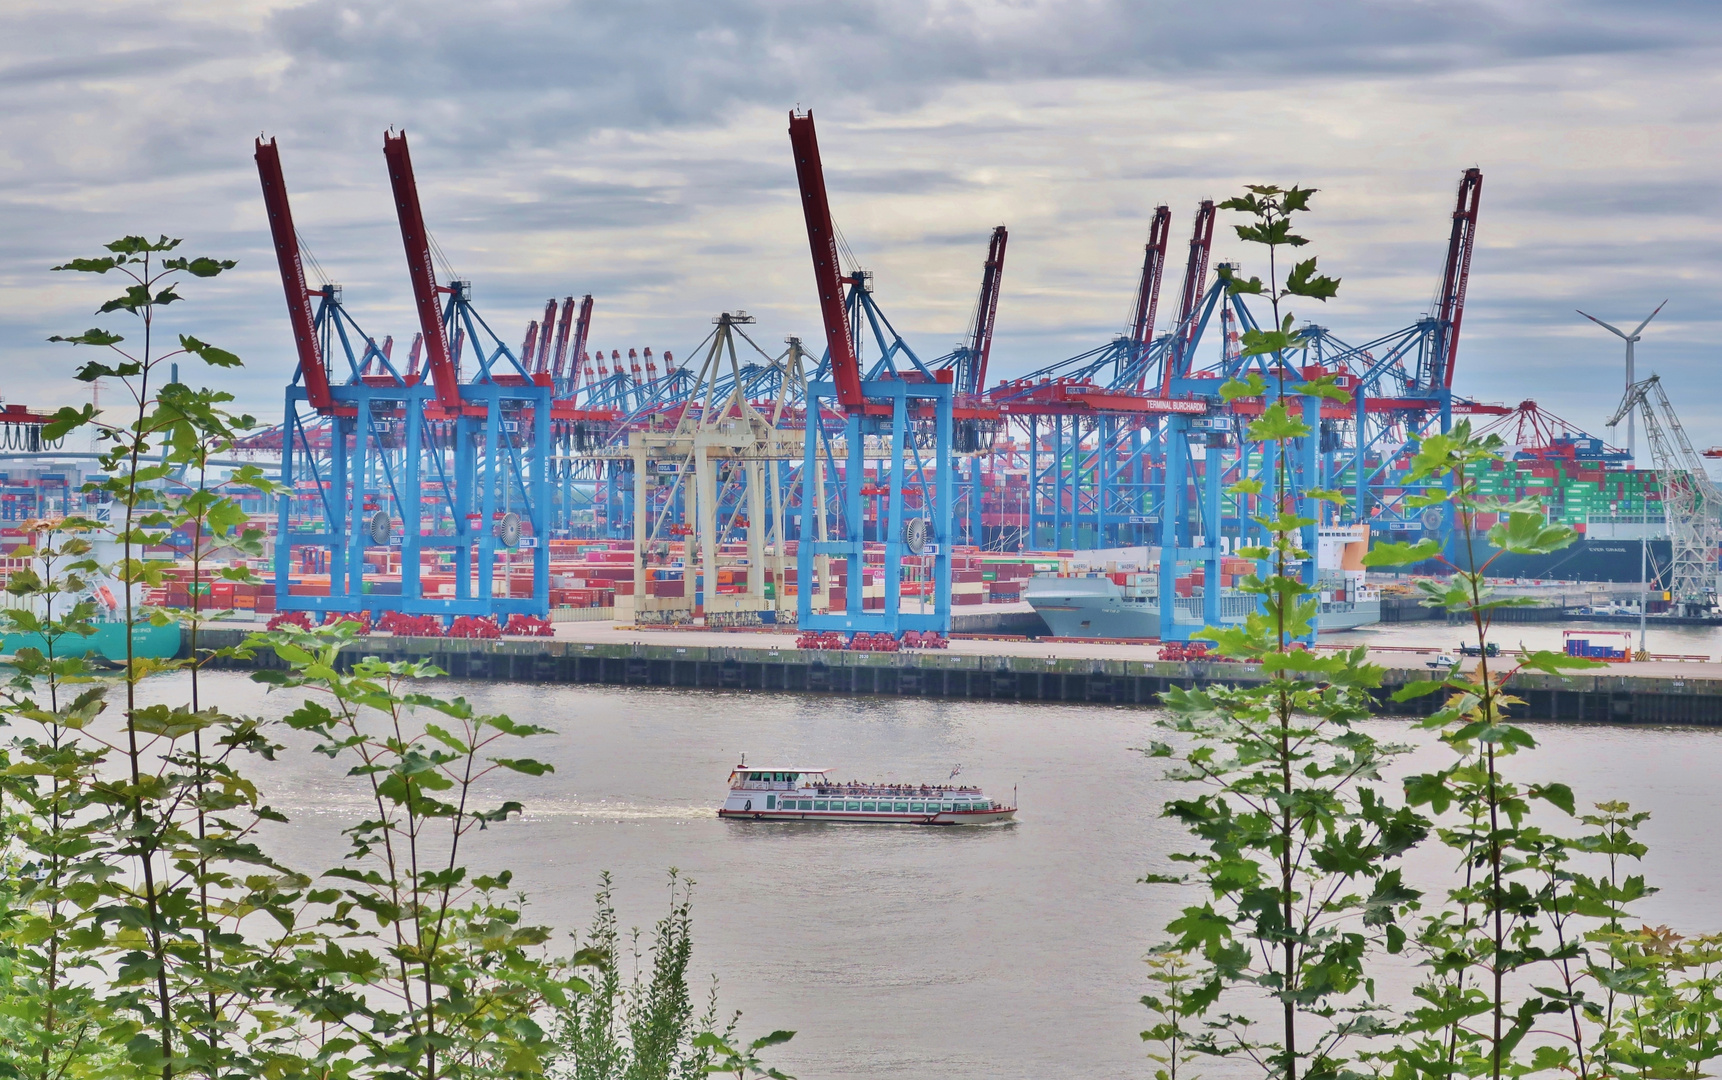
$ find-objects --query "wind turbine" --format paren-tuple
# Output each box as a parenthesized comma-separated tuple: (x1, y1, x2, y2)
(1578, 300, 1666, 465)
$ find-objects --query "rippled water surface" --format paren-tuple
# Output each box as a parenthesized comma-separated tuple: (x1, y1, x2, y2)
(155, 671, 1722, 1080)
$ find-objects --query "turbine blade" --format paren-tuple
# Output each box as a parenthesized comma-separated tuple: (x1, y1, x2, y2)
(1577, 309, 1629, 338)
(1630, 299, 1668, 338)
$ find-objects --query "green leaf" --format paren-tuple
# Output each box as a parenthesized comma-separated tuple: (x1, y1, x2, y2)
(1391, 677, 1449, 702)
(1531, 782, 1576, 815)
(106, 234, 181, 254)
(1488, 512, 1578, 556)
(1218, 372, 1267, 402)
(179, 334, 243, 368)
(51, 256, 121, 274)
(162, 255, 235, 277)
(1284, 256, 1340, 300)
(97, 283, 156, 314)
(1515, 648, 1608, 674)
(1361, 539, 1440, 568)
(490, 757, 554, 776)
(1235, 217, 1309, 248)
(1298, 373, 1353, 403)
(1246, 401, 1311, 441)
(48, 328, 124, 346)
(43, 404, 98, 441)
(1280, 186, 1317, 212)
(1217, 194, 1263, 213)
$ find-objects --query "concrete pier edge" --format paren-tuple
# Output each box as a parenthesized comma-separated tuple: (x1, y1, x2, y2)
(187, 627, 1722, 725)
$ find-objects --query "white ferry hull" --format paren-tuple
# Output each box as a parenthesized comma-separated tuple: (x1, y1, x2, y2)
(718, 807, 1016, 826)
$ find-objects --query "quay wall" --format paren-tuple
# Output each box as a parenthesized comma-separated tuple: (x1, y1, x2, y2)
(189, 629, 1722, 725)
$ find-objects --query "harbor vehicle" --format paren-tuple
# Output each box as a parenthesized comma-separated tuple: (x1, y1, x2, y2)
(718, 761, 1015, 825)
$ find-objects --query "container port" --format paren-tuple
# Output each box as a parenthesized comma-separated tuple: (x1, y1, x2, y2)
(0, 119, 1715, 694)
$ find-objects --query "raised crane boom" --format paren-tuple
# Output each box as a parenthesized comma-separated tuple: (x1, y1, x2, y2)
(547, 296, 576, 379)
(1131, 204, 1172, 390)
(1161, 199, 1216, 394)
(254, 137, 335, 414)
(1431, 167, 1483, 391)
(964, 225, 1009, 395)
(787, 110, 864, 409)
(382, 130, 463, 410)
(1131, 205, 1172, 350)
(530, 298, 557, 374)
(559, 294, 594, 389)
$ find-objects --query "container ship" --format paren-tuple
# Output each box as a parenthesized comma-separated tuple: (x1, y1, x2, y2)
(1401, 435, 1674, 584)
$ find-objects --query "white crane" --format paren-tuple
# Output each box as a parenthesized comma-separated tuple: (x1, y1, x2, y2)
(1606, 374, 1719, 613)
(1579, 300, 1666, 465)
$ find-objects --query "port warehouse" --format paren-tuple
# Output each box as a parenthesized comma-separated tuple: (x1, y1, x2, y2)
(191, 628, 1722, 726)
(0, 118, 1712, 635)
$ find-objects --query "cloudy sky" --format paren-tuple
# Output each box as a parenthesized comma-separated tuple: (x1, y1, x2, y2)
(3, 0, 1718, 449)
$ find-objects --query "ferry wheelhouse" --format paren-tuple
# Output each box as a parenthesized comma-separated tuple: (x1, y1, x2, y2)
(719, 764, 1016, 825)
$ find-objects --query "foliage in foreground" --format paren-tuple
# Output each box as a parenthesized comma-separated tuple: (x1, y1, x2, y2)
(1142, 188, 1722, 1080)
(0, 236, 788, 1080)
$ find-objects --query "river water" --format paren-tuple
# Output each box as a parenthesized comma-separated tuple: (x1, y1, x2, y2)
(160, 670, 1722, 1080)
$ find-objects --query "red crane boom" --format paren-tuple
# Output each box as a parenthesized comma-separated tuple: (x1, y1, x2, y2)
(1132, 205, 1172, 349)
(1161, 199, 1216, 395)
(559, 294, 594, 389)
(966, 225, 1009, 394)
(531, 298, 557, 374)
(547, 296, 576, 378)
(1434, 167, 1483, 390)
(787, 110, 864, 409)
(1131, 204, 1171, 390)
(382, 130, 463, 411)
(254, 137, 335, 414)
(519, 321, 541, 372)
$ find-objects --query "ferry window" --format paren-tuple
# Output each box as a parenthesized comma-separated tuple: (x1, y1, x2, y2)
(861, 802, 876, 812)
(941, 803, 954, 812)
(894, 802, 909, 812)
(846, 801, 861, 811)
(954, 803, 970, 811)
(799, 800, 813, 810)
(910, 802, 923, 812)
(765, 795, 776, 810)
(788, 773, 798, 783)
(814, 801, 828, 811)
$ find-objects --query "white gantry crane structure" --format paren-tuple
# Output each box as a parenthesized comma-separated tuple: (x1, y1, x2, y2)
(1607, 373, 1720, 613)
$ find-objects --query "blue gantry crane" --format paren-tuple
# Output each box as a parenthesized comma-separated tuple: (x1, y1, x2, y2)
(257, 132, 555, 622)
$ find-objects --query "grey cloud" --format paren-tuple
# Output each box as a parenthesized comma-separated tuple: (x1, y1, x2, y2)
(266, 0, 1720, 147)
(0, 45, 204, 87)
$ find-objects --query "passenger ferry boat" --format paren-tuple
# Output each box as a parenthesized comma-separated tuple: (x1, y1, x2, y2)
(718, 760, 1016, 825)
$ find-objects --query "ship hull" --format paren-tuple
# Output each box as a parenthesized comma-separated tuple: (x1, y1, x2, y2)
(2, 620, 181, 664)
(1026, 578, 1380, 637)
(1419, 534, 1671, 583)
(718, 808, 1015, 825)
